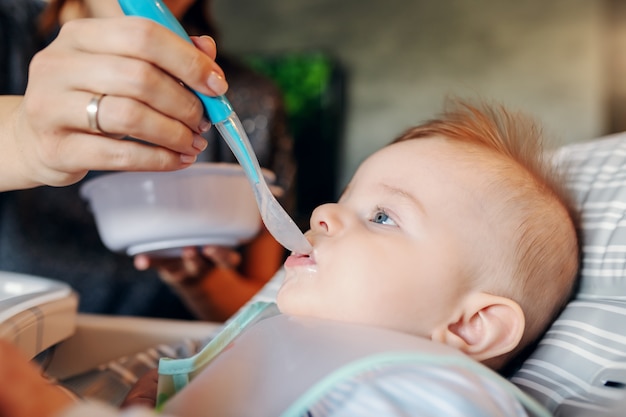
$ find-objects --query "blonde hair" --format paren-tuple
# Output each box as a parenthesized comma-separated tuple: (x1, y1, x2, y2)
(393, 99, 580, 364)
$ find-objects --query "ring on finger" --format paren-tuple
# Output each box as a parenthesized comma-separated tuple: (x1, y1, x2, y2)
(86, 93, 106, 134)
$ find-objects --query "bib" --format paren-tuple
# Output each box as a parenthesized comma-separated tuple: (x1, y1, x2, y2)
(156, 302, 550, 417)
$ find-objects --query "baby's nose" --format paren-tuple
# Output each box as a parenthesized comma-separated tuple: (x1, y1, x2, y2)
(310, 203, 345, 235)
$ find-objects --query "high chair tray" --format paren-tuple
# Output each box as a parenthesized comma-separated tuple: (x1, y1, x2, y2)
(0, 271, 78, 358)
(46, 314, 220, 380)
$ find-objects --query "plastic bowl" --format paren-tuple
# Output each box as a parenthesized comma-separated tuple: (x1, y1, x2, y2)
(80, 163, 275, 257)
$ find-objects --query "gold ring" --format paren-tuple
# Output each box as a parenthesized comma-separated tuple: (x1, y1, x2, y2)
(86, 94, 105, 133)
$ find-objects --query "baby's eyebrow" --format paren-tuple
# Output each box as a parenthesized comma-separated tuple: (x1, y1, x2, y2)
(379, 183, 427, 215)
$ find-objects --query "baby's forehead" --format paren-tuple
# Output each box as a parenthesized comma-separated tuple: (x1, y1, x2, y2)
(379, 139, 534, 213)
(368, 137, 520, 180)
(382, 136, 497, 160)
(350, 138, 519, 201)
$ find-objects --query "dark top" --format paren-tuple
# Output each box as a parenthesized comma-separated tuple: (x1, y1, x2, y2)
(0, 0, 296, 319)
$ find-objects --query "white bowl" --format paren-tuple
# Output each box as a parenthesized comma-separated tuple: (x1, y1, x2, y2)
(80, 163, 275, 257)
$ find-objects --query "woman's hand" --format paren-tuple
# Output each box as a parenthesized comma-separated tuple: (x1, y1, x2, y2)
(0, 17, 227, 191)
(134, 245, 242, 321)
(134, 227, 286, 321)
(135, 245, 242, 286)
(0, 341, 75, 417)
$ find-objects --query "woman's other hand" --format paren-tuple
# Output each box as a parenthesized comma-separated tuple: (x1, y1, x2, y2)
(134, 245, 242, 287)
(134, 227, 285, 321)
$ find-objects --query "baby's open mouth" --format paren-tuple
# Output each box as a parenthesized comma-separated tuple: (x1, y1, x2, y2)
(284, 252, 315, 268)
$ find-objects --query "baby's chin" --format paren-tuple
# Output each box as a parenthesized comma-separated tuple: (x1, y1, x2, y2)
(277, 265, 324, 316)
(275, 287, 315, 317)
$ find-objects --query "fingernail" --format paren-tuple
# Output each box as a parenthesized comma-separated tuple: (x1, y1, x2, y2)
(198, 117, 211, 133)
(207, 72, 228, 95)
(192, 134, 208, 151)
(181, 154, 197, 164)
(201, 35, 216, 48)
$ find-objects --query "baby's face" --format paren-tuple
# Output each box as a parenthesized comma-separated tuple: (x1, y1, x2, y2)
(277, 137, 513, 337)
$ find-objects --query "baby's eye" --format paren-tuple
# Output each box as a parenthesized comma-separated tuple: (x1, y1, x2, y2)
(371, 209, 397, 226)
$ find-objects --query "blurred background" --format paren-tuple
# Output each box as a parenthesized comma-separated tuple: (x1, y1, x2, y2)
(213, 0, 621, 221)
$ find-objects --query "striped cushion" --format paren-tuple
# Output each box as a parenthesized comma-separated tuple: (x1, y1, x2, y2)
(511, 133, 626, 415)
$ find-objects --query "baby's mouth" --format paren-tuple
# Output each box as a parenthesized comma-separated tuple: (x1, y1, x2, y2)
(284, 251, 316, 268)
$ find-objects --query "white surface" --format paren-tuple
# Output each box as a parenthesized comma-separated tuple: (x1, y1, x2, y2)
(80, 163, 275, 255)
(0, 271, 72, 321)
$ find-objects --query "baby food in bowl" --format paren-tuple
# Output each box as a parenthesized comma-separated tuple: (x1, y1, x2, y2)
(80, 163, 277, 257)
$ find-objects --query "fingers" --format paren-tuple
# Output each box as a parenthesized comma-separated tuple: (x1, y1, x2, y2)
(133, 245, 242, 286)
(85, 93, 210, 155)
(28, 39, 210, 156)
(179, 247, 208, 278)
(67, 54, 209, 138)
(135, 247, 214, 285)
(61, 18, 227, 96)
(202, 246, 242, 269)
(63, 51, 210, 137)
(21, 92, 203, 179)
(54, 132, 197, 173)
(24, 114, 201, 185)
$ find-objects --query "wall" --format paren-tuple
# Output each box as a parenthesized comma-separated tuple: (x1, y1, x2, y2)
(214, 0, 606, 194)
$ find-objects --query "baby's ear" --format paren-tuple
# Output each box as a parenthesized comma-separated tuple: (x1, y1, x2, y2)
(431, 293, 525, 363)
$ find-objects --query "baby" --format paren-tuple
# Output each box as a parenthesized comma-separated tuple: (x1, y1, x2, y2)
(278, 100, 578, 372)
(0, 99, 579, 417)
